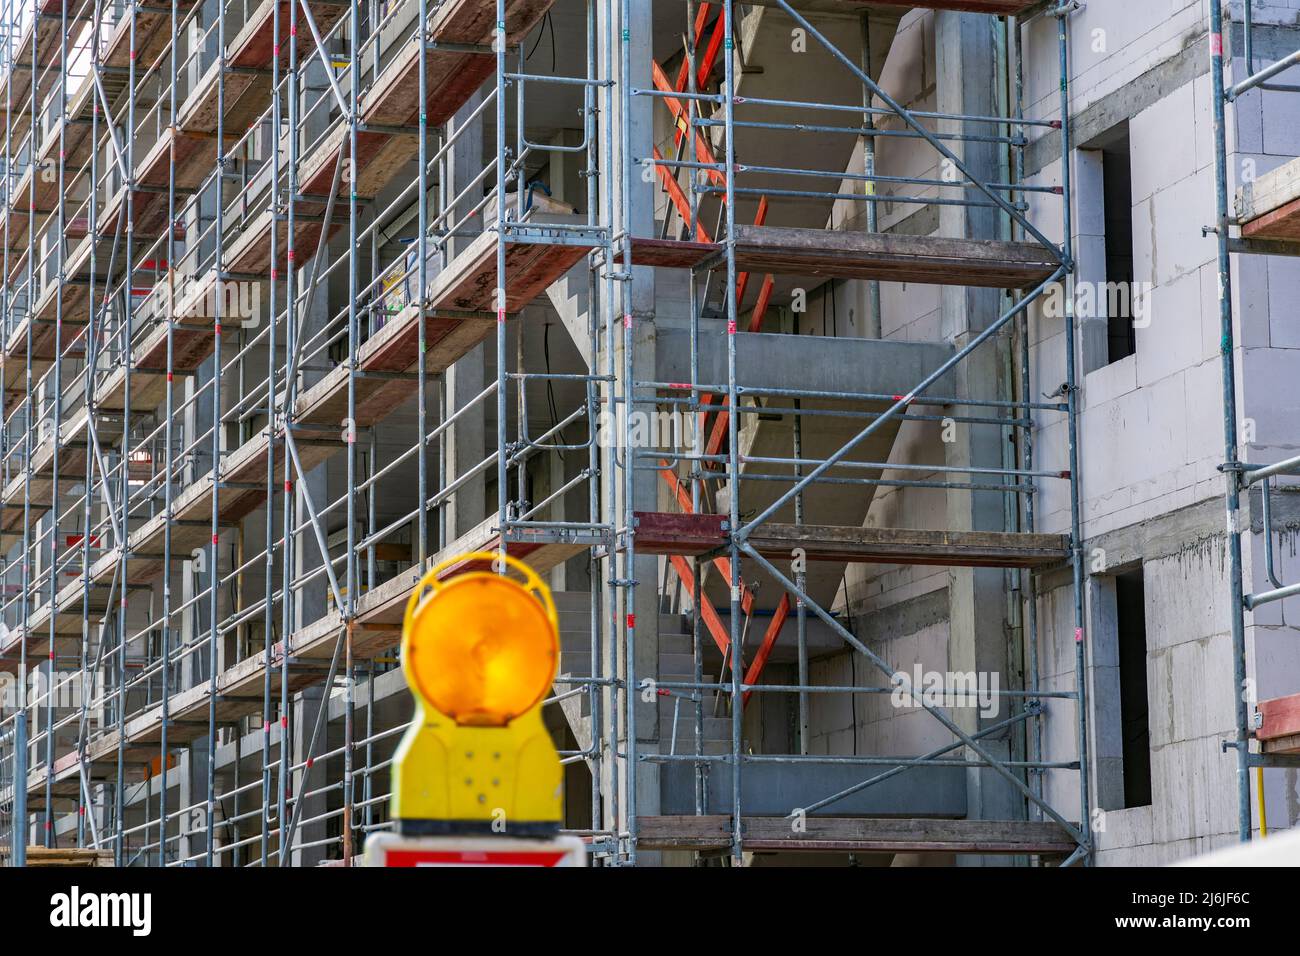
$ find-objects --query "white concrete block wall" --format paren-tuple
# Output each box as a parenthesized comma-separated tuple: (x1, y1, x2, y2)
(807, 620, 956, 758)
(1032, 582, 1081, 822)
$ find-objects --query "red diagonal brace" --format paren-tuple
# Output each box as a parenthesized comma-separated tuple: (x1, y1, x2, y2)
(742, 593, 790, 706)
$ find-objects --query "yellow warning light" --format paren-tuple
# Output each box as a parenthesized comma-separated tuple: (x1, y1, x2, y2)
(402, 557, 558, 726)
(388, 551, 564, 835)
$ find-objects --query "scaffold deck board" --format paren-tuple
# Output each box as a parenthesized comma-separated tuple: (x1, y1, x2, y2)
(18, 847, 115, 867)
(1238, 156, 1300, 241)
(35, 69, 100, 173)
(99, 429, 337, 590)
(103, 0, 201, 70)
(1258, 694, 1300, 753)
(9, 163, 63, 225)
(636, 815, 1077, 854)
(0, 0, 64, 76)
(0, 574, 120, 669)
(731, 225, 1060, 288)
(97, 129, 221, 237)
(629, 237, 720, 268)
(273, 513, 592, 660)
(434, 0, 556, 45)
(0, 623, 82, 672)
(29, 236, 126, 326)
(2, 215, 87, 269)
(232, 0, 349, 66)
(177, 68, 265, 134)
(361, 34, 492, 131)
(0, 2, 65, 134)
(0, 496, 24, 537)
(631, 512, 1070, 568)
(298, 124, 418, 200)
(224, 202, 339, 275)
(0, 406, 118, 514)
(4, 305, 89, 364)
(11, 579, 114, 651)
(294, 6, 508, 205)
(428, 230, 597, 313)
(3, 185, 44, 249)
(177, 0, 347, 133)
(0, 355, 50, 398)
(94, 315, 216, 412)
(16, 545, 546, 796)
(360, 0, 559, 131)
(293, 306, 495, 425)
(135, 126, 223, 193)
(630, 227, 1061, 287)
(98, 185, 177, 241)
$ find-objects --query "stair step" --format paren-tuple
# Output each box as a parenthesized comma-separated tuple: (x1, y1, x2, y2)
(656, 652, 698, 678)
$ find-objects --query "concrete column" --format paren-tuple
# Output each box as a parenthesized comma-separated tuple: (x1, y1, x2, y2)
(598, 0, 663, 847)
(935, 12, 1023, 844)
(1072, 149, 1109, 373)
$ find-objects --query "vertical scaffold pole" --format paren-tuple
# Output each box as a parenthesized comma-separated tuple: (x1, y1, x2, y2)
(343, 0, 361, 867)
(617, 0, 638, 866)
(160, 0, 183, 867)
(207, 0, 228, 867)
(1053, 2, 1091, 862)
(261, 0, 283, 869)
(45, 0, 69, 853)
(1208, 0, 1253, 843)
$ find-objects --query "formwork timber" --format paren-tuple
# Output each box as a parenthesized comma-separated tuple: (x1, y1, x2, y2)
(636, 816, 1078, 855)
(631, 225, 1061, 287)
(632, 512, 1070, 569)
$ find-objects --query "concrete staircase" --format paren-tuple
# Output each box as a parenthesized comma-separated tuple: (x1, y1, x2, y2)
(550, 590, 732, 756)
(542, 263, 593, 369)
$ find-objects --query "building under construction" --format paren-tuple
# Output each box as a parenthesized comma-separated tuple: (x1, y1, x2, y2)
(0, 0, 1297, 868)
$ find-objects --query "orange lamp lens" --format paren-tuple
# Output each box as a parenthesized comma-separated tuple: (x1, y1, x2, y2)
(405, 574, 557, 726)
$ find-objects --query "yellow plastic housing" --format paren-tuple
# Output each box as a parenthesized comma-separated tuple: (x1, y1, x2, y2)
(391, 552, 564, 830)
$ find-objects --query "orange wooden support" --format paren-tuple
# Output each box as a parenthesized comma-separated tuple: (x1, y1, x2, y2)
(702, 274, 776, 467)
(734, 196, 768, 306)
(752, 273, 775, 328)
(701, 205, 774, 468)
(652, 146, 713, 244)
(672, 3, 713, 102)
(668, 553, 732, 657)
(651, 59, 726, 189)
(742, 593, 790, 706)
(669, 4, 725, 148)
(696, 9, 727, 96)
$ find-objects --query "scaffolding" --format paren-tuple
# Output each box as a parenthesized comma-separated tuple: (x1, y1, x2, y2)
(1206, 0, 1300, 846)
(0, 0, 1094, 867)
